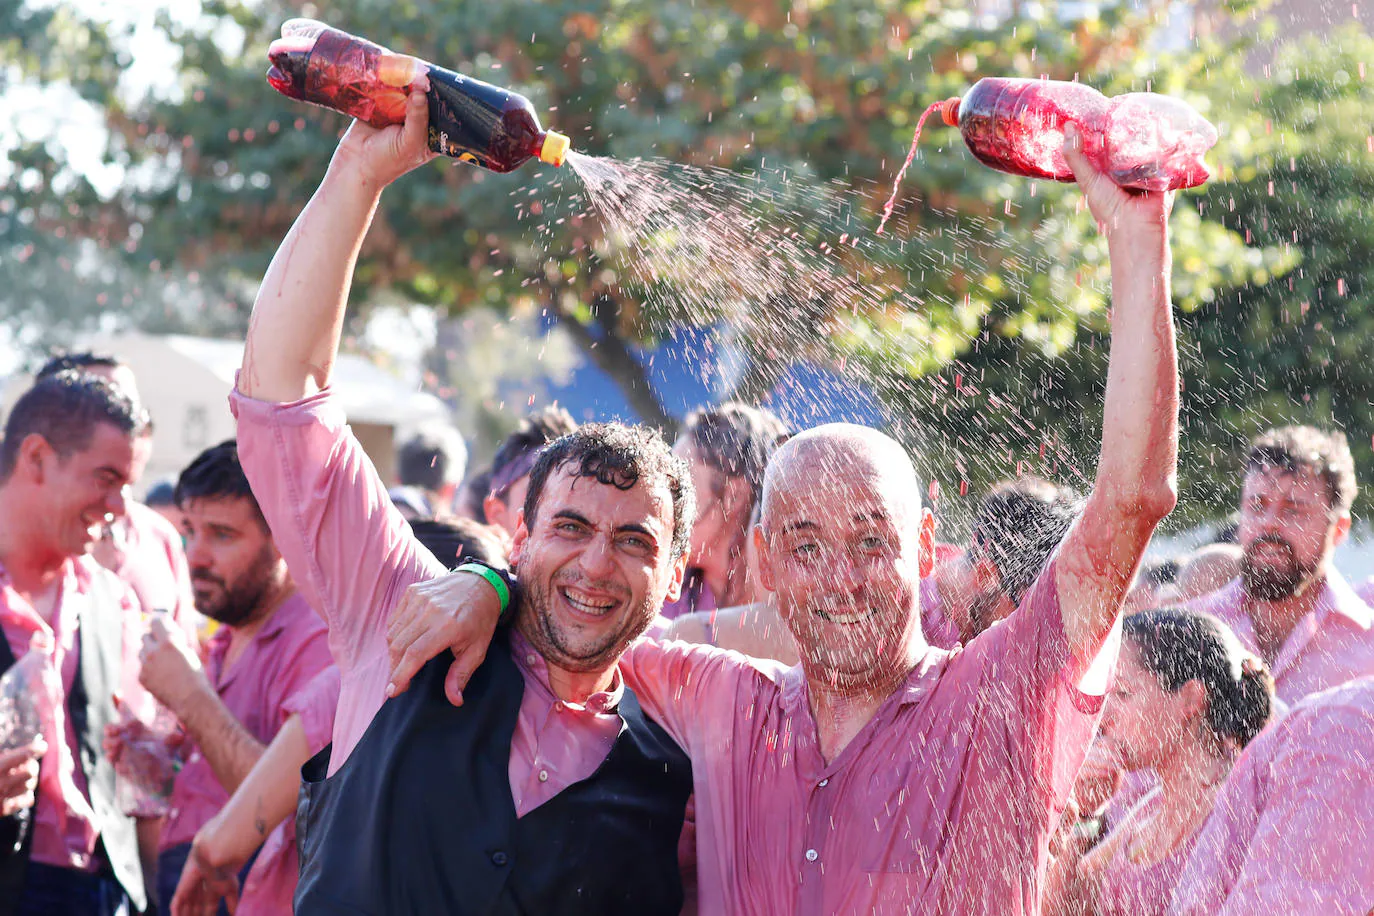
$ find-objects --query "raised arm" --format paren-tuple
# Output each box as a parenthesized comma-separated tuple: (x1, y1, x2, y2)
(1056, 126, 1179, 671)
(239, 86, 434, 402)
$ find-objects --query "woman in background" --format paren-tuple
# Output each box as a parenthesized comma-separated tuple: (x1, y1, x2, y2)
(1047, 608, 1274, 916)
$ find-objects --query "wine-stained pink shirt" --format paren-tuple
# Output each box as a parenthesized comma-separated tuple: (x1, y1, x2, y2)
(158, 591, 331, 852)
(230, 387, 624, 814)
(1098, 792, 1201, 916)
(1188, 571, 1374, 706)
(234, 664, 342, 915)
(0, 557, 142, 872)
(621, 557, 1104, 915)
(1170, 677, 1374, 915)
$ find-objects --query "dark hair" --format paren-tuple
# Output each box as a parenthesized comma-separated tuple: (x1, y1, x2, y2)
(1125, 608, 1274, 749)
(0, 372, 150, 480)
(489, 406, 579, 498)
(1141, 558, 1180, 588)
(144, 479, 178, 508)
(971, 476, 1079, 604)
(1246, 425, 1357, 514)
(459, 466, 492, 522)
(524, 423, 695, 560)
(35, 350, 125, 381)
(409, 517, 511, 570)
(397, 425, 467, 491)
(681, 402, 790, 513)
(175, 440, 265, 527)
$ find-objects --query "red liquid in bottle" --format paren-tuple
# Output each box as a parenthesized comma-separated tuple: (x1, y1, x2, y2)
(267, 19, 568, 172)
(878, 77, 1217, 233)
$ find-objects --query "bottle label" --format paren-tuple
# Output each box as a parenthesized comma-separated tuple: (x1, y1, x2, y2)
(425, 68, 502, 167)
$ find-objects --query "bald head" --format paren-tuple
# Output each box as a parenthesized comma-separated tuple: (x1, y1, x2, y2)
(762, 424, 920, 530)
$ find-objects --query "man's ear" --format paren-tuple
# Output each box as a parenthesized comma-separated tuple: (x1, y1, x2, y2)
(16, 433, 53, 484)
(664, 549, 689, 603)
(918, 508, 937, 578)
(508, 509, 529, 565)
(754, 525, 776, 592)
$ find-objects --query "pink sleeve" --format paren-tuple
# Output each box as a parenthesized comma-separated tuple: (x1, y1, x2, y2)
(621, 638, 778, 755)
(231, 387, 445, 674)
(283, 666, 343, 756)
(1216, 704, 1374, 914)
(961, 557, 1106, 803)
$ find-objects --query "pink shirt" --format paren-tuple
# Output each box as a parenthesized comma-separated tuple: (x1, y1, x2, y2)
(236, 664, 342, 916)
(158, 591, 332, 852)
(1188, 571, 1374, 706)
(0, 557, 142, 871)
(1098, 793, 1200, 916)
(1357, 575, 1374, 606)
(230, 386, 625, 812)
(1170, 677, 1374, 914)
(621, 557, 1104, 915)
(111, 501, 200, 640)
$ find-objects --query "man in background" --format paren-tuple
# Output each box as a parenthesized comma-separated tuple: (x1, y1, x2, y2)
(393, 424, 468, 518)
(1189, 425, 1374, 706)
(105, 441, 332, 914)
(0, 372, 150, 915)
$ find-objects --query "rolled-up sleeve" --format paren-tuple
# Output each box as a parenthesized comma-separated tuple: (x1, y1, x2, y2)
(231, 386, 444, 675)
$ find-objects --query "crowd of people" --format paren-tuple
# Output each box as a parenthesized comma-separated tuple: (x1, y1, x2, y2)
(1, 85, 1372, 916)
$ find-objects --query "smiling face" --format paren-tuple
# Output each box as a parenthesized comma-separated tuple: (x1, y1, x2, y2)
(757, 429, 935, 690)
(33, 422, 137, 559)
(1237, 467, 1346, 601)
(510, 468, 686, 674)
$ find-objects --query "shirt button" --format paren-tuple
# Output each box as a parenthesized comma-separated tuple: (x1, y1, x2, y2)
(818, 778, 829, 787)
(491, 851, 509, 866)
(525, 654, 538, 665)
(805, 848, 819, 863)
(538, 769, 549, 783)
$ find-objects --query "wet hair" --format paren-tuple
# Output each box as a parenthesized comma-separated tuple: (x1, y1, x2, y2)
(1246, 425, 1357, 514)
(524, 423, 695, 560)
(35, 350, 126, 381)
(174, 440, 266, 529)
(971, 476, 1080, 604)
(0, 371, 150, 480)
(1124, 608, 1274, 750)
(398, 424, 467, 491)
(1140, 558, 1180, 589)
(144, 479, 178, 508)
(489, 406, 579, 499)
(409, 517, 511, 570)
(680, 402, 790, 512)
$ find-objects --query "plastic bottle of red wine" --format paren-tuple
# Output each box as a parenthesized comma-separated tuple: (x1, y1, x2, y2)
(877, 77, 1216, 233)
(942, 77, 1217, 191)
(267, 19, 569, 173)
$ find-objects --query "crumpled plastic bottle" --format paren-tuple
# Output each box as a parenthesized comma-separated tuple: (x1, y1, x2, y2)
(0, 635, 61, 752)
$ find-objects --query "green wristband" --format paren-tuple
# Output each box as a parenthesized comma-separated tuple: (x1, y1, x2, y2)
(456, 562, 511, 615)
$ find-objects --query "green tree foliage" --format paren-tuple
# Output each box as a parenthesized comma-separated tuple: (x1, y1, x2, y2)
(8, 0, 1349, 525)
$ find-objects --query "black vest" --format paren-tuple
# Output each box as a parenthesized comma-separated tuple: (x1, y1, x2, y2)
(294, 630, 692, 915)
(0, 566, 145, 915)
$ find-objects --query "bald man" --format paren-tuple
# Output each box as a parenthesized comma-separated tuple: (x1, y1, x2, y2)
(384, 128, 1180, 913)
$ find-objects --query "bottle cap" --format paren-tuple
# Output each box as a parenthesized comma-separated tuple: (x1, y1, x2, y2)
(939, 97, 961, 127)
(539, 130, 570, 167)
